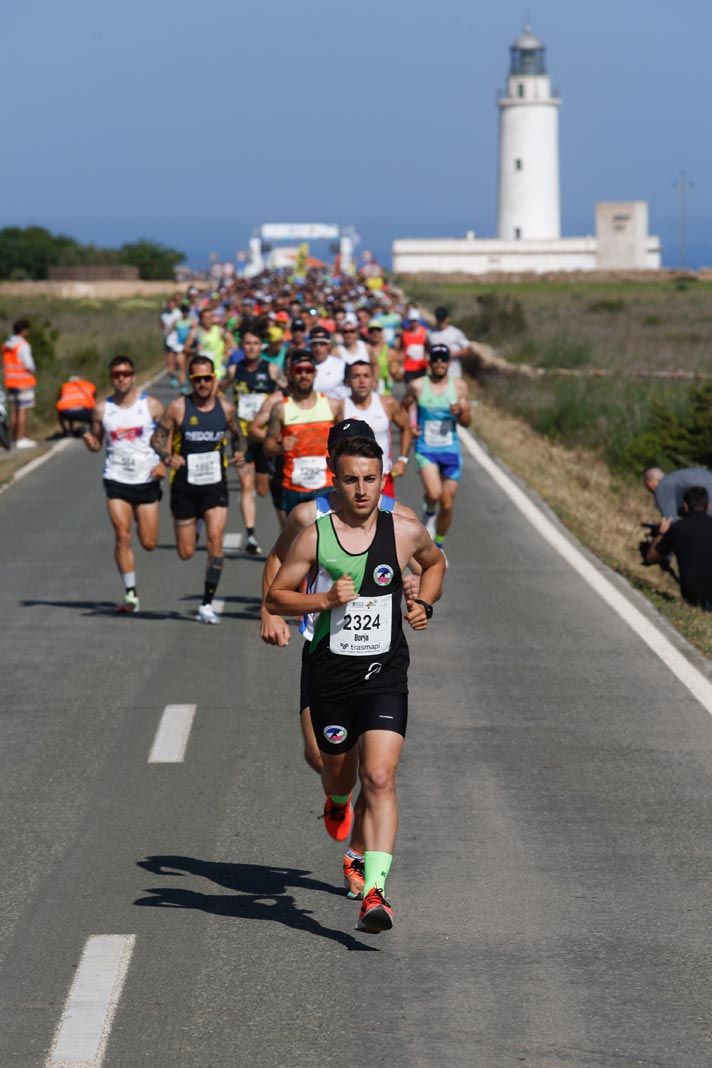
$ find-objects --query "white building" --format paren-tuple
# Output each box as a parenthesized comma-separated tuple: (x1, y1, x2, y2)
(392, 27, 661, 275)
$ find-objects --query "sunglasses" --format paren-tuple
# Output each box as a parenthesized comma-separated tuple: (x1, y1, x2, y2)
(311, 340, 329, 346)
(190, 374, 215, 383)
(111, 370, 134, 379)
(292, 365, 315, 374)
(342, 328, 357, 333)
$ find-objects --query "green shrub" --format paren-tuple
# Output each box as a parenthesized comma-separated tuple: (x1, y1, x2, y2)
(588, 298, 625, 313)
(459, 292, 527, 343)
(536, 337, 592, 369)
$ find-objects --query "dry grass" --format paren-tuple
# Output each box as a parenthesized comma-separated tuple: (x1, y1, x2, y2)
(472, 388, 712, 658)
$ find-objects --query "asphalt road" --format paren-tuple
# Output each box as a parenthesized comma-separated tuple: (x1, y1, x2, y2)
(3, 382, 712, 1067)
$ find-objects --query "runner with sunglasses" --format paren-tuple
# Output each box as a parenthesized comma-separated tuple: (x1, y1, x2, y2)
(82, 355, 165, 613)
(151, 355, 245, 623)
(402, 344, 472, 551)
(264, 350, 342, 515)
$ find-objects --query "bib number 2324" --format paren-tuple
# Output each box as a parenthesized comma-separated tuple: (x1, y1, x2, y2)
(330, 595, 391, 656)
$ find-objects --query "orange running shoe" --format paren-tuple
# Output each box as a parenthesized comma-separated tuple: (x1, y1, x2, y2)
(357, 887, 394, 933)
(321, 795, 354, 842)
(342, 853, 365, 899)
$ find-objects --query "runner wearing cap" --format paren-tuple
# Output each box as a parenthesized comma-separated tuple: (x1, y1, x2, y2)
(343, 360, 411, 498)
(336, 314, 370, 366)
(429, 307, 474, 379)
(309, 326, 348, 399)
(266, 434, 446, 932)
(403, 344, 472, 549)
(264, 349, 342, 515)
(184, 308, 231, 383)
(259, 419, 422, 900)
(367, 320, 397, 395)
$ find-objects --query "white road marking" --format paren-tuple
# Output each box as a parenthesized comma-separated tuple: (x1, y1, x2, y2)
(223, 532, 243, 552)
(148, 704, 197, 763)
(46, 934, 135, 1068)
(0, 438, 73, 497)
(458, 427, 712, 718)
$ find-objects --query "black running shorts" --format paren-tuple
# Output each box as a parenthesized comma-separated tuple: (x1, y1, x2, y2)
(310, 692, 408, 753)
(170, 478, 228, 520)
(103, 478, 162, 505)
(244, 441, 273, 475)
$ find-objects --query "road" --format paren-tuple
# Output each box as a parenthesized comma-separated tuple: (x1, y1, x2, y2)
(2, 379, 712, 1067)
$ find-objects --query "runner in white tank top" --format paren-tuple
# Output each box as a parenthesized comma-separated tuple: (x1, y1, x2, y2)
(82, 357, 165, 614)
(342, 359, 413, 498)
(103, 392, 161, 485)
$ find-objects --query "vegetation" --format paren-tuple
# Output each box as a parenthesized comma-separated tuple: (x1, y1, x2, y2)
(0, 226, 184, 280)
(0, 296, 163, 430)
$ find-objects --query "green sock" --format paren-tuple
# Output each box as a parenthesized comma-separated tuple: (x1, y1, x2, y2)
(329, 793, 349, 805)
(434, 533, 445, 546)
(363, 851, 392, 896)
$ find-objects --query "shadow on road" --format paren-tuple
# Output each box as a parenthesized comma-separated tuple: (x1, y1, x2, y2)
(20, 599, 185, 620)
(135, 854, 377, 952)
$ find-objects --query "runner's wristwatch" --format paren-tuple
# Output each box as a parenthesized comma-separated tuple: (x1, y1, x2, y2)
(412, 598, 433, 619)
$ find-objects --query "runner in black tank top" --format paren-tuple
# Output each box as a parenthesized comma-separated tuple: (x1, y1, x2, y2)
(266, 435, 446, 934)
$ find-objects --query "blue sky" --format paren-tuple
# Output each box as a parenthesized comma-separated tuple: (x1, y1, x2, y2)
(4, 0, 710, 268)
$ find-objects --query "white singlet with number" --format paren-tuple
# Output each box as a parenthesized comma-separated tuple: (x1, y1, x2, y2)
(330, 594, 392, 656)
(292, 455, 327, 489)
(424, 418, 454, 449)
(103, 393, 160, 485)
(238, 393, 264, 422)
(187, 451, 222, 485)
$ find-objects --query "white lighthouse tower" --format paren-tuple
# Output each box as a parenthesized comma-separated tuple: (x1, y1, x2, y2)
(497, 26, 561, 241)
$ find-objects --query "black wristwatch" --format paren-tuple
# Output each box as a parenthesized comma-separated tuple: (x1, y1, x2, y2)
(413, 598, 434, 619)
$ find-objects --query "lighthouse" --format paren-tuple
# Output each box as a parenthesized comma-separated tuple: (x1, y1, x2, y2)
(497, 26, 561, 241)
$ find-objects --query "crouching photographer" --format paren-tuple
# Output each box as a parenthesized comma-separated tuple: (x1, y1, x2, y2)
(645, 486, 712, 609)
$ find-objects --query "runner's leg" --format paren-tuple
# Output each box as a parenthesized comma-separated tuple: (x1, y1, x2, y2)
(175, 518, 198, 560)
(435, 477, 459, 539)
(238, 462, 256, 533)
(134, 501, 160, 552)
(202, 505, 228, 606)
(107, 498, 136, 580)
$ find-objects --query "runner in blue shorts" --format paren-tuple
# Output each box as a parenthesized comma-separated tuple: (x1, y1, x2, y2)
(403, 344, 472, 552)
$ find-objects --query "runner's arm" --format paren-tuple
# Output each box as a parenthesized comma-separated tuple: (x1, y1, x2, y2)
(385, 396, 412, 476)
(222, 399, 246, 465)
(263, 399, 284, 456)
(249, 396, 272, 443)
(150, 399, 185, 469)
(404, 529, 446, 630)
(260, 503, 314, 645)
(82, 401, 105, 451)
(328, 397, 344, 421)
(266, 527, 355, 616)
(453, 378, 472, 427)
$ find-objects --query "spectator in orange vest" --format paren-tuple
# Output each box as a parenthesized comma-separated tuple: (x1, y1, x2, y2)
(2, 318, 37, 449)
(56, 376, 97, 436)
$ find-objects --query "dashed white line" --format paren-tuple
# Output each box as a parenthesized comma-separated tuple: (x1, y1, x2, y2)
(46, 934, 135, 1068)
(458, 427, 712, 718)
(148, 704, 197, 763)
(223, 532, 243, 553)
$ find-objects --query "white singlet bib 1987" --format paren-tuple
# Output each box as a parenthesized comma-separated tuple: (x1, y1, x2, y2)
(330, 594, 392, 656)
(292, 455, 327, 489)
(187, 451, 222, 486)
(238, 393, 264, 422)
(424, 419, 454, 448)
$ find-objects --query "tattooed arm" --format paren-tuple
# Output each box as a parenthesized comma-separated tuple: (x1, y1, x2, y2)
(263, 399, 285, 457)
(221, 398, 246, 466)
(150, 397, 185, 469)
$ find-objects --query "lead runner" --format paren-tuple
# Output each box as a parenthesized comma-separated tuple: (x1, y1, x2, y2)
(267, 435, 445, 932)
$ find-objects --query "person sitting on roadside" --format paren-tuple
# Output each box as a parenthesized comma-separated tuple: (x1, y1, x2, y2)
(646, 486, 712, 608)
(643, 466, 712, 520)
(56, 375, 97, 436)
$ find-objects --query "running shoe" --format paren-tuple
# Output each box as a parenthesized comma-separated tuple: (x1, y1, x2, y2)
(321, 795, 354, 842)
(422, 506, 437, 539)
(197, 603, 220, 624)
(343, 853, 365, 899)
(14, 437, 37, 450)
(117, 590, 140, 613)
(357, 887, 394, 933)
(244, 534, 263, 555)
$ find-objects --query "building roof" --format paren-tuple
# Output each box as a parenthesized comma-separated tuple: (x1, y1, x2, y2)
(512, 24, 544, 50)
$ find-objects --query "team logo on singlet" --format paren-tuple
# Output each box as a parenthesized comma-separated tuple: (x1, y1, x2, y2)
(324, 725, 348, 744)
(189, 415, 199, 425)
(373, 564, 394, 586)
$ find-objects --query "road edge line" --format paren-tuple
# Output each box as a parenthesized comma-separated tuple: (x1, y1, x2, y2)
(458, 426, 712, 717)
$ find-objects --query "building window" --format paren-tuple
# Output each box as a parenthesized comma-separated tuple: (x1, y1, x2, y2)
(514, 227, 522, 240)
(518, 83, 525, 98)
(515, 158, 523, 171)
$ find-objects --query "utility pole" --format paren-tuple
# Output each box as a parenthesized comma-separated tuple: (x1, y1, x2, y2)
(674, 170, 694, 269)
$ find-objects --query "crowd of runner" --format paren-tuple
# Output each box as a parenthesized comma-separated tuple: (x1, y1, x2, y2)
(5, 263, 476, 935)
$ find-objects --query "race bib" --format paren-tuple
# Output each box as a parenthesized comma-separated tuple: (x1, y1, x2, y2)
(119, 452, 137, 475)
(406, 343, 425, 362)
(187, 450, 222, 486)
(330, 594, 392, 656)
(238, 392, 264, 422)
(292, 455, 327, 489)
(424, 418, 454, 448)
